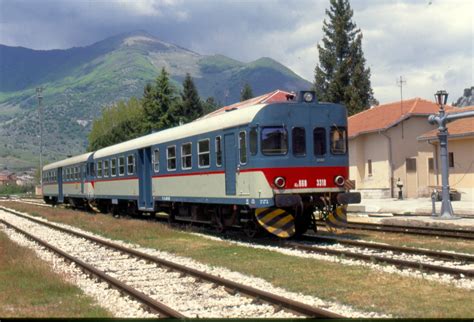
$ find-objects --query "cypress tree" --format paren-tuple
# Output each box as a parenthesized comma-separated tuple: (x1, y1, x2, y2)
(174, 73, 203, 124)
(314, 0, 374, 115)
(240, 83, 254, 101)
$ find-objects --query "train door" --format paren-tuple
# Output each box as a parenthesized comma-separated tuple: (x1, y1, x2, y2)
(58, 167, 64, 202)
(81, 164, 85, 194)
(224, 133, 237, 195)
(138, 147, 154, 210)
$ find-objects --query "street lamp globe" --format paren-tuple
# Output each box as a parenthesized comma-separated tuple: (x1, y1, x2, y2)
(434, 90, 448, 107)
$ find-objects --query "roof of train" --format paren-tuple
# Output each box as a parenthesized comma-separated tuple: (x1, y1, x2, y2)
(43, 152, 93, 171)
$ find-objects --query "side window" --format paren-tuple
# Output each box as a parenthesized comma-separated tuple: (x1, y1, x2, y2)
(249, 128, 258, 155)
(127, 154, 135, 175)
(292, 127, 306, 156)
(239, 131, 247, 164)
(118, 157, 125, 176)
(215, 136, 222, 167)
(167, 146, 176, 171)
(89, 163, 95, 177)
(181, 143, 192, 170)
(153, 149, 160, 172)
(198, 139, 210, 168)
(103, 160, 109, 177)
(111, 158, 117, 177)
(313, 128, 327, 156)
(261, 126, 288, 155)
(97, 161, 103, 178)
(66, 168, 70, 180)
(75, 167, 79, 180)
(330, 126, 347, 154)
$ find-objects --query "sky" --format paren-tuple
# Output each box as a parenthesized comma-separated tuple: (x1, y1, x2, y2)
(0, 0, 472, 105)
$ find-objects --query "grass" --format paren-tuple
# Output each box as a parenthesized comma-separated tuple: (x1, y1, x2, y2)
(0, 229, 110, 317)
(1, 201, 473, 318)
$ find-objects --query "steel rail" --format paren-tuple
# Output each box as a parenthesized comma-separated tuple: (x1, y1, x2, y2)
(317, 221, 474, 240)
(0, 218, 184, 318)
(0, 206, 342, 318)
(303, 235, 474, 262)
(284, 241, 474, 278)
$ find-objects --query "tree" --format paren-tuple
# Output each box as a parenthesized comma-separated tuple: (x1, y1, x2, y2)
(202, 96, 219, 115)
(240, 83, 254, 101)
(142, 67, 177, 132)
(314, 0, 374, 115)
(173, 73, 203, 124)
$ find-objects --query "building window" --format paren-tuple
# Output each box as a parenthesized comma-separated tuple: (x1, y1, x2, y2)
(249, 128, 258, 155)
(292, 127, 306, 156)
(153, 149, 160, 172)
(313, 128, 326, 156)
(239, 131, 247, 164)
(118, 157, 125, 176)
(330, 126, 347, 154)
(406, 158, 417, 172)
(368, 159, 373, 176)
(167, 146, 177, 171)
(261, 127, 288, 156)
(127, 154, 135, 175)
(97, 161, 102, 178)
(181, 143, 192, 170)
(215, 136, 222, 167)
(428, 157, 435, 173)
(449, 152, 454, 168)
(198, 139, 210, 168)
(103, 160, 109, 177)
(110, 158, 117, 177)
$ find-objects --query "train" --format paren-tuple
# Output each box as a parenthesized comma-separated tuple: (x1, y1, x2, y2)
(42, 90, 360, 238)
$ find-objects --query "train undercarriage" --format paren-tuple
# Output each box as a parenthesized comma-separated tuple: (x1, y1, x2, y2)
(44, 191, 360, 238)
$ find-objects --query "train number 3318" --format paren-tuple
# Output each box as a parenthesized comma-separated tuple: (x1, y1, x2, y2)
(316, 179, 327, 187)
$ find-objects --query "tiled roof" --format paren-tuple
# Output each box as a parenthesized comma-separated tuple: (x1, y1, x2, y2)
(418, 106, 474, 141)
(348, 98, 451, 138)
(199, 89, 293, 120)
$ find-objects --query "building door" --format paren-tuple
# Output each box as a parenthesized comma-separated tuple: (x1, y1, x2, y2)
(138, 148, 153, 210)
(224, 133, 237, 195)
(58, 167, 64, 202)
(406, 158, 418, 198)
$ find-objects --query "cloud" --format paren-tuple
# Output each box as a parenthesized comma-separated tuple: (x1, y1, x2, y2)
(0, 0, 472, 104)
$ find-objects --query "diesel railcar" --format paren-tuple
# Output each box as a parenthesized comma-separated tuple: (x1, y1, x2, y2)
(42, 90, 360, 238)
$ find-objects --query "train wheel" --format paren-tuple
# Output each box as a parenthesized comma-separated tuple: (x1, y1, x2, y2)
(294, 210, 312, 237)
(244, 219, 261, 238)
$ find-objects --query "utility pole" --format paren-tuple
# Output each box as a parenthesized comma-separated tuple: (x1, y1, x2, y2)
(36, 87, 43, 187)
(396, 76, 406, 138)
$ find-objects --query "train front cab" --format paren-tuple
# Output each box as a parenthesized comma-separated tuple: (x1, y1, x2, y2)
(243, 92, 361, 238)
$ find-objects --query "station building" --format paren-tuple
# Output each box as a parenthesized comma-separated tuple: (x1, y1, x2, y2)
(348, 99, 474, 201)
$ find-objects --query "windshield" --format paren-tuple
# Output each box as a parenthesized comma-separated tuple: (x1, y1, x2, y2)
(261, 126, 288, 155)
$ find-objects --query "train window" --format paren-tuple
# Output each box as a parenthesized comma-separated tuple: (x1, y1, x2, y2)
(313, 128, 326, 156)
(66, 168, 69, 180)
(89, 163, 95, 177)
(73, 167, 77, 180)
(249, 128, 258, 155)
(261, 127, 288, 156)
(118, 157, 125, 176)
(111, 158, 117, 177)
(127, 155, 135, 175)
(104, 160, 109, 177)
(181, 143, 192, 170)
(292, 127, 306, 156)
(97, 161, 103, 178)
(239, 131, 247, 164)
(167, 146, 176, 171)
(153, 149, 160, 172)
(198, 139, 210, 168)
(215, 136, 222, 167)
(330, 126, 347, 154)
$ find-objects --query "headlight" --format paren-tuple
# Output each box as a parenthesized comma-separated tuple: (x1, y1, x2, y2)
(274, 176, 286, 188)
(303, 92, 314, 102)
(334, 175, 345, 187)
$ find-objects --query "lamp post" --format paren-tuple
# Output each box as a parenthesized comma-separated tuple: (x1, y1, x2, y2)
(428, 90, 474, 219)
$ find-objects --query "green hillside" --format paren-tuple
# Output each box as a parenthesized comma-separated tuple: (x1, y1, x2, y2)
(0, 31, 311, 170)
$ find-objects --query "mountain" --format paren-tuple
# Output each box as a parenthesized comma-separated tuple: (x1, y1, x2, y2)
(453, 86, 474, 107)
(0, 31, 311, 170)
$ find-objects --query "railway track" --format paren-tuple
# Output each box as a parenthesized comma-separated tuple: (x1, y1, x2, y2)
(284, 235, 474, 278)
(0, 206, 342, 318)
(317, 220, 474, 240)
